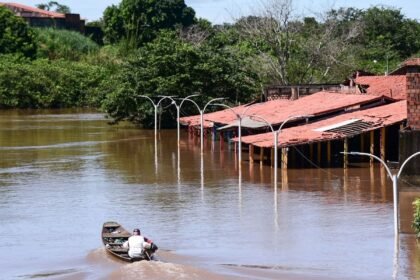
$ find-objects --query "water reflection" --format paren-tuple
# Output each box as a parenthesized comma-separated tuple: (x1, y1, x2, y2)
(0, 110, 418, 280)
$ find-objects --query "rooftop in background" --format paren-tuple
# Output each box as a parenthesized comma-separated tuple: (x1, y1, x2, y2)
(390, 57, 420, 75)
(234, 100, 406, 148)
(180, 91, 394, 129)
(0, 2, 65, 18)
(354, 75, 406, 100)
(0, 2, 105, 42)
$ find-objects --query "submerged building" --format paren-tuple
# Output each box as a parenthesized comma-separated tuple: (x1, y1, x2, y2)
(180, 58, 419, 171)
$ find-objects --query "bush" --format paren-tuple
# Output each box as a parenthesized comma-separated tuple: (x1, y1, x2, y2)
(413, 198, 420, 238)
(34, 28, 99, 61)
(0, 55, 110, 108)
(0, 6, 36, 57)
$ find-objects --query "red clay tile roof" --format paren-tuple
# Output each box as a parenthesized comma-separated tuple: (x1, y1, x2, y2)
(355, 75, 406, 100)
(180, 91, 390, 128)
(402, 58, 420, 66)
(180, 99, 292, 127)
(235, 100, 406, 148)
(0, 2, 65, 18)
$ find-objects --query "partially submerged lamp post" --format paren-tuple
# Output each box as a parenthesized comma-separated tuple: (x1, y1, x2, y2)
(166, 94, 200, 147)
(212, 104, 254, 163)
(182, 97, 226, 154)
(342, 151, 420, 237)
(138, 95, 173, 175)
(138, 95, 173, 137)
(166, 94, 200, 184)
(249, 114, 313, 186)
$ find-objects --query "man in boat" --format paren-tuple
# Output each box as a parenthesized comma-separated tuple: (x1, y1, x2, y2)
(123, 228, 152, 258)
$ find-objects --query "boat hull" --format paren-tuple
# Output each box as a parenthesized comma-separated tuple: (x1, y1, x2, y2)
(102, 221, 156, 262)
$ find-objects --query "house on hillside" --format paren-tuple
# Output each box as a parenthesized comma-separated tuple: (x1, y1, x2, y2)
(0, 2, 103, 43)
(0, 2, 85, 32)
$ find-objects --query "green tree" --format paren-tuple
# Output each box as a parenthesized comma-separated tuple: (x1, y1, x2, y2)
(34, 28, 99, 61)
(36, 1, 71, 13)
(358, 6, 420, 73)
(235, 2, 361, 85)
(0, 55, 109, 108)
(0, 6, 36, 57)
(103, 5, 125, 44)
(102, 30, 258, 127)
(103, 0, 196, 46)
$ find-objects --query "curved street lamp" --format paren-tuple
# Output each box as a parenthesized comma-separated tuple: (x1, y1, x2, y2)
(138, 95, 173, 137)
(342, 150, 419, 280)
(342, 150, 420, 237)
(137, 95, 173, 175)
(212, 103, 254, 163)
(165, 94, 200, 185)
(183, 97, 226, 154)
(166, 94, 200, 146)
(249, 114, 314, 186)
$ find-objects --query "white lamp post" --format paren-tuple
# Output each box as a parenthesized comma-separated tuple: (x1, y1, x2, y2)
(138, 95, 173, 175)
(183, 97, 226, 153)
(249, 114, 313, 186)
(166, 94, 200, 184)
(166, 94, 200, 146)
(212, 104, 253, 163)
(138, 95, 173, 137)
(342, 151, 420, 237)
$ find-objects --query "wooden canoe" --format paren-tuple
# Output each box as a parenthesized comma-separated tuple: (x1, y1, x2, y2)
(102, 221, 157, 262)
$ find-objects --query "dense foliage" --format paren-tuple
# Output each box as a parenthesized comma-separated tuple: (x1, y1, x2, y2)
(0, 55, 109, 109)
(0, 6, 36, 57)
(102, 30, 259, 127)
(35, 28, 99, 60)
(413, 198, 420, 238)
(1, 1, 419, 128)
(36, 1, 71, 13)
(103, 0, 195, 46)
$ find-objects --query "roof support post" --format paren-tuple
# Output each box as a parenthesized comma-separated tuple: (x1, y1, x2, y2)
(370, 131, 375, 166)
(380, 127, 386, 162)
(281, 147, 288, 169)
(291, 146, 295, 167)
(211, 125, 217, 142)
(344, 138, 349, 169)
(317, 142, 321, 164)
(309, 143, 314, 163)
(219, 131, 224, 150)
(260, 147, 264, 168)
(249, 144, 254, 164)
(281, 168, 289, 190)
(360, 132, 365, 153)
(327, 141, 331, 166)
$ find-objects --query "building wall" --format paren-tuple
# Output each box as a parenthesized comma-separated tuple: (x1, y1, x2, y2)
(407, 73, 420, 130)
(399, 72, 420, 178)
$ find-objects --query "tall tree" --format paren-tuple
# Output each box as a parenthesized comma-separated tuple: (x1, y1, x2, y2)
(103, 5, 125, 44)
(103, 0, 196, 46)
(235, 0, 361, 85)
(36, 1, 71, 13)
(102, 30, 258, 126)
(0, 6, 36, 57)
(357, 6, 420, 73)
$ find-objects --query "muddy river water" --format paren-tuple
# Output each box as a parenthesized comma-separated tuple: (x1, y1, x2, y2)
(0, 110, 418, 280)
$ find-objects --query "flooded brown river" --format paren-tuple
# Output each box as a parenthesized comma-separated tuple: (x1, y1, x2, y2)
(0, 109, 419, 280)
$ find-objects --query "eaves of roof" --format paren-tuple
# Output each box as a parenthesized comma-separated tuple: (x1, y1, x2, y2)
(234, 100, 406, 148)
(180, 91, 391, 129)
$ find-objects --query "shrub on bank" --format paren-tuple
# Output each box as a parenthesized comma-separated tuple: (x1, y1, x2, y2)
(413, 198, 420, 238)
(0, 55, 109, 109)
(35, 28, 99, 61)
